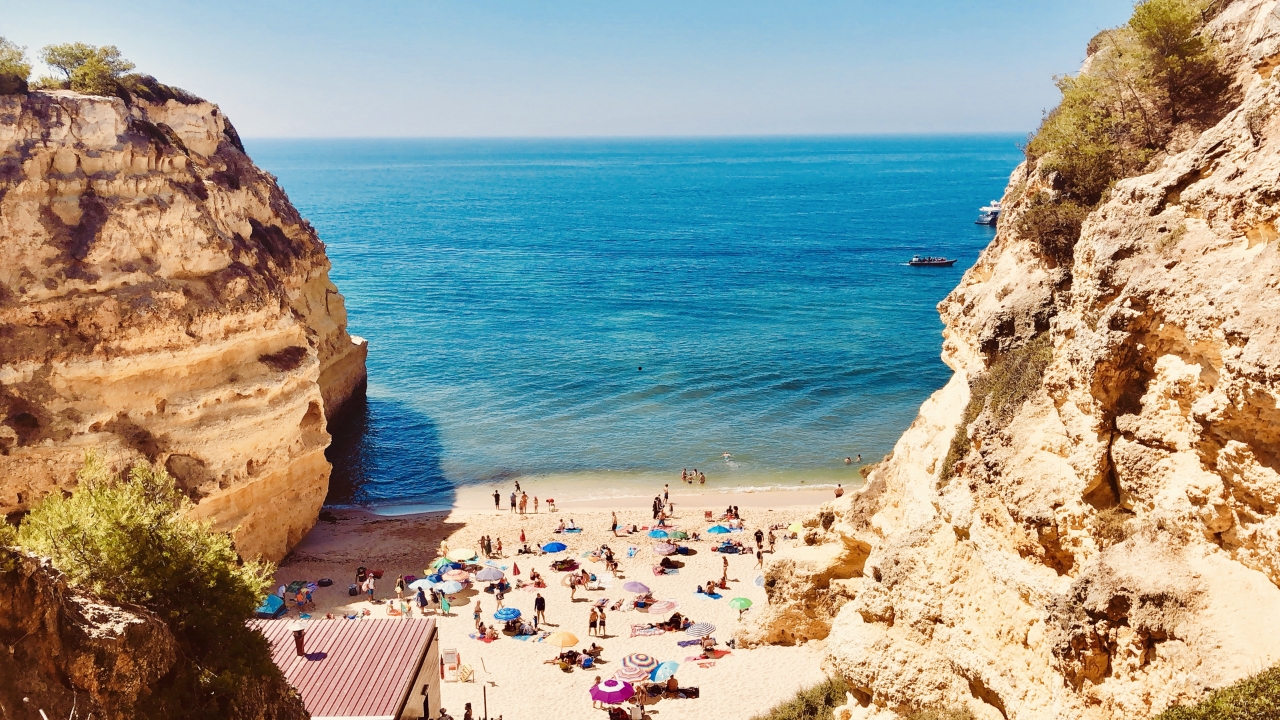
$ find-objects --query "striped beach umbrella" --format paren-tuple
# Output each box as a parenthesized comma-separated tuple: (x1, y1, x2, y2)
(614, 666, 649, 683)
(685, 622, 715, 638)
(493, 607, 521, 621)
(443, 569, 470, 582)
(621, 653, 659, 674)
(646, 599, 678, 615)
(653, 543, 677, 556)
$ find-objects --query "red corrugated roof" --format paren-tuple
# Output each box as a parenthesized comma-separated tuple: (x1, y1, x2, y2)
(251, 618, 436, 719)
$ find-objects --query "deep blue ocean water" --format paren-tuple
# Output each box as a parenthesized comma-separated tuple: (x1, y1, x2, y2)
(246, 136, 1023, 508)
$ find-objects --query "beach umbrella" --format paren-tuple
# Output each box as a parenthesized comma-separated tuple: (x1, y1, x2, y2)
(512, 563, 520, 576)
(707, 525, 730, 534)
(614, 666, 649, 683)
(755, 575, 765, 587)
(590, 678, 635, 705)
(646, 599, 678, 615)
(542, 541, 567, 553)
(443, 569, 470, 582)
(435, 580, 464, 594)
(729, 597, 753, 610)
(622, 581, 650, 594)
(408, 578, 435, 591)
(670, 530, 688, 540)
(653, 543, 677, 556)
(493, 607, 521, 621)
(650, 661, 680, 683)
(475, 567, 504, 582)
(448, 548, 478, 562)
(520, 529, 526, 542)
(545, 631, 579, 648)
(431, 557, 453, 569)
(621, 653, 659, 674)
(685, 622, 715, 638)
(647, 529, 669, 539)
(787, 522, 804, 533)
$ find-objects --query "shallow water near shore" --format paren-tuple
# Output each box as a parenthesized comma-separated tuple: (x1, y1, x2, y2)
(248, 136, 1022, 508)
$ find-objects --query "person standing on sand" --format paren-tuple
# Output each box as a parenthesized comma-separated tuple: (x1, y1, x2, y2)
(721, 556, 729, 585)
(664, 484, 669, 503)
(510, 492, 517, 512)
(464, 702, 474, 720)
(754, 528, 764, 552)
(473, 600, 482, 629)
(535, 592, 546, 624)
(588, 607, 598, 636)
(364, 575, 376, 602)
(493, 490, 500, 508)
(495, 586, 505, 608)
(611, 511, 619, 536)
(519, 493, 528, 515)
(395, 574, 406, 601)
(534, 496, 539, 513)
(756, 549, 764, 570)
(598, 608, 607, 637)
(768, 529, 776, 553)
(495, 538, 503, 556)
(515, 480, 522, 493)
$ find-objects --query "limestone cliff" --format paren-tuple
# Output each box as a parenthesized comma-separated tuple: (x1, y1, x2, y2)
(0, 86, 367, 562)
(744, 2, 1280, 718)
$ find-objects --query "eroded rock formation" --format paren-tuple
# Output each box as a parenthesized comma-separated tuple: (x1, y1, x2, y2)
(0, 87, 367, 561)
(744, 2, 1280, 717)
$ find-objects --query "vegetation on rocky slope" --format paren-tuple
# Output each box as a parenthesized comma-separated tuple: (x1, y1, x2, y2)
(1019, 0, 1231, 264)
(7, 455, 301, 719)
(939, 333, 1054, 483)
(750, 678, 850, 720)
(1152, 664, 1280, 719)
(0, 38, 202, 103)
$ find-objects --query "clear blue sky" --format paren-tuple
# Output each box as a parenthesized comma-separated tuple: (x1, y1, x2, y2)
(6, 1, 1133, 138)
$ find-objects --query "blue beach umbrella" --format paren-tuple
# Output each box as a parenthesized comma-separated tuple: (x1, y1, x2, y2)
(647, 529, 669, 539)
(494, 607, 521, 621)
(650, 661, 680, 683)
(707, 525, 730, 534)
(408, 578, 435, 591)
(542, 541, 567, 553)
(435, 580, 464, 594)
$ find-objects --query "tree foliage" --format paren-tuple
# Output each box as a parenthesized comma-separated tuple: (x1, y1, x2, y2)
(0, 36, 31, 80)
(38, 42, 135, 95)
(14, 455, 285, 719)
(1020, 0, 1229, 261)
(750, 678, 850, 720)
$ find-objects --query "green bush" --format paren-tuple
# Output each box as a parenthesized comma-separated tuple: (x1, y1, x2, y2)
(39, 42, 135, 96)
(14, 454, 285, 719)
(903, 709, 975, 720)
(750, 678, 849, 720)
(939, 334, 1054, 484)
(0, 36, 31, 80)
(1020, 0, 1228, 262)
(1153, 664, 1280, 719)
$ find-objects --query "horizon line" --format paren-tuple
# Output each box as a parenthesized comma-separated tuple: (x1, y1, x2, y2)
(239, 131, 1032, 142)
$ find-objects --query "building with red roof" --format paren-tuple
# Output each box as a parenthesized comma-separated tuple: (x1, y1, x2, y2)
(253, 618, 441, 720)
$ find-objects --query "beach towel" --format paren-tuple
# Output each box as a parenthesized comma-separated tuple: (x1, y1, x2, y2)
(697, 662, 716, 669)
(676, 639, 702, 647)
(631, 625, 665, 637)
(627, 547, 639, 558)
(694, 592, 722, 600)
(564, 528, 582, 533)
(513, 634, 534, 641)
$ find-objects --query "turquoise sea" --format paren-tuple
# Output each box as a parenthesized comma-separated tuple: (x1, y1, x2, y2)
(247, 136, 1023, 509)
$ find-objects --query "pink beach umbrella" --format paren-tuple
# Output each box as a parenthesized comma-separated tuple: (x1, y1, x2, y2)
(653, 543, 678, 556)
(647, 600, 678, 615)
(614, 666, 649, 683)
(590, 679, 635, 705)
(443, 569, 470, 582)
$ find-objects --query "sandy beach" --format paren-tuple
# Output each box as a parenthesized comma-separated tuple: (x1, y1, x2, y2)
(274, 487, 835, 720)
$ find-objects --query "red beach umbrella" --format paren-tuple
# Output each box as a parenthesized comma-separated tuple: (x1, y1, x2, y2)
(513, 563, 520, 576)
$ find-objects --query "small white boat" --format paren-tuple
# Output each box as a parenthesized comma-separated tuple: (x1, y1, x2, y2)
(975, 200, 1001, 225)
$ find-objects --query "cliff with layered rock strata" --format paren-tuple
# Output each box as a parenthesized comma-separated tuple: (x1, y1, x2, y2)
(743, 2, 1280, 718)
(0, 86, 366, 562)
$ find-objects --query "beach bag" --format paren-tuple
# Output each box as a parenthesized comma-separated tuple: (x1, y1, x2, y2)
(318, 578, 333, 587)
(348, 584, 359, 596)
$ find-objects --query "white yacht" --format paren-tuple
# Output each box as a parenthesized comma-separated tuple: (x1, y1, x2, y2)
(975, 200, 1001, 225)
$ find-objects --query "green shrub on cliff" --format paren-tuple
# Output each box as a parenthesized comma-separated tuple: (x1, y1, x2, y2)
(750, 678, 849, 720)
(38, 42, 135, 95)
(0, 36, 31, 94)
(15, 455, 287, 719)
(1153, 664, 1280, 719)
(1020, 0, 1229, 262)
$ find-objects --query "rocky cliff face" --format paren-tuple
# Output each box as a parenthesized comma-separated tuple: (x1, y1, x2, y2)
(0, 88, 367, 562)
(745, 2, 1280, 718)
